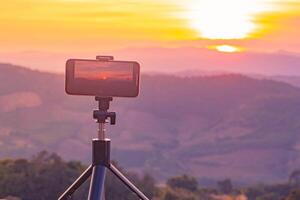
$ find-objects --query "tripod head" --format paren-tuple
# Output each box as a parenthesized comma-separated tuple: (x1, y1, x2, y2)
(93, 97, 116, 125)
(93, 96, 116, 140)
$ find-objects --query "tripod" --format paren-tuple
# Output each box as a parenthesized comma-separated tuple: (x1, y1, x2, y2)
(58, 97, 149, 200)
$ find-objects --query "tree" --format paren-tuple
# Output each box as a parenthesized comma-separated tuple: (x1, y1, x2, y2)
(2, 196, 21, 200)
(289, 169, 300, 185)
(163, 188, 197, 200)
(256, 192, 279, 200)
(0, 153, 157, 200)
(105, 162, 157, 200)
(0, 151, 88, 200)
(166, 174, 198, 192)
(217, 179, 233, 194)
(0, 151, 156, 200)
(285, 189, 300, 200)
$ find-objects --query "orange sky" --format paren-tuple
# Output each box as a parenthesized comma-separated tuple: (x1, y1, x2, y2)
(0, 0, 300, 73)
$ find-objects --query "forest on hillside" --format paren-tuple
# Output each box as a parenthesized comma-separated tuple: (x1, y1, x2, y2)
(0, 151, 300, 200)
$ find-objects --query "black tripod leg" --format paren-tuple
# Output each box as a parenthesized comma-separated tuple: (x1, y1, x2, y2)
(88, 165, 106, 200)
(108, 164, 150, 200)
(58, 165, 93, 200)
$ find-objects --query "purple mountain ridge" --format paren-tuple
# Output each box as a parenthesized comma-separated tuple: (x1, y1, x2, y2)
(1, 63, 300, 184)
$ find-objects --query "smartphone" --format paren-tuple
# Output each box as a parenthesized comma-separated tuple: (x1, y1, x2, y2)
(65, 59, 140, 97)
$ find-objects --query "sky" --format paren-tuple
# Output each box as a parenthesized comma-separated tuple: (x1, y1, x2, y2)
(0, 0, 300, 74)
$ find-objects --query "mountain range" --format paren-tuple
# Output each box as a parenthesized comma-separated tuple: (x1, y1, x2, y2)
(1, 63, 300, 185)
(1, 47, 300, 76)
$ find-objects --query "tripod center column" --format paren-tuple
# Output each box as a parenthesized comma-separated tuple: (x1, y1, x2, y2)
(98, 123, 106, 140)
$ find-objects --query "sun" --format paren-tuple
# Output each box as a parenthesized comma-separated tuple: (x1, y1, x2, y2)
(213, 45, 242, 53)
(184, 0, 271, 39)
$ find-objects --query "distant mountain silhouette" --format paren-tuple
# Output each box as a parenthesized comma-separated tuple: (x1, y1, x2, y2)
(270, 75, 300, 88)
(2, 47, 300, 75)
(1, 63, 300, 184)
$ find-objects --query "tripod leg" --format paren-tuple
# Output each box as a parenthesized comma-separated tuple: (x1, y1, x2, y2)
(109, 164, 149, 200)
(88, 165, 106, 200)
(58, 165, 93, 200)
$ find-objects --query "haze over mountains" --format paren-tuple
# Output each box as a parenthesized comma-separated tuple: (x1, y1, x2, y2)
(1, 63, 300, 184)
(1, 47, 300, 76)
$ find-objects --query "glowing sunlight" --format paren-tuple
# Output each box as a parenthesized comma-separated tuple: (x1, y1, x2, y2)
(184, 0, 273, 39)
(214, 45, 242, 53)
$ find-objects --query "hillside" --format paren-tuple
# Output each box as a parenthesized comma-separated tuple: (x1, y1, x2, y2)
(271, 75, 300, 88)
(1, 63, 300, 184)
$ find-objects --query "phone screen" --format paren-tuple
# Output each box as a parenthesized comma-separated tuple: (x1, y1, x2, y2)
(74, 61, 134, 81)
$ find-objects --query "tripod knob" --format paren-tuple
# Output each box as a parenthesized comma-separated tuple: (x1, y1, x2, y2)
(109, 112, 116, 125)
(93, 110, 116, 125)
